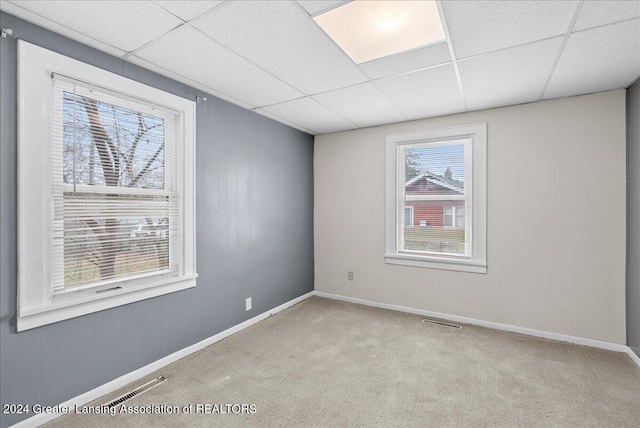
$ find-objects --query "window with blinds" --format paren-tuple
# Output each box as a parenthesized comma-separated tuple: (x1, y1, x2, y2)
(398, 139, 471, 257)
(18, 41, 196, 330)
(50, 75, 180, 293)
(385, 123, 486, 273)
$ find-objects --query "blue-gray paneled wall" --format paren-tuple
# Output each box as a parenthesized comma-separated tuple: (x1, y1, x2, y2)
(0, 12, 314, 427)
(628, 78, 640, 359)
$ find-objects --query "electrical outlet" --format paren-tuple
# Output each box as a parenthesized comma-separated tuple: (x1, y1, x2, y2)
(246, 297, 252, 311)
(348, 271, 354, 281)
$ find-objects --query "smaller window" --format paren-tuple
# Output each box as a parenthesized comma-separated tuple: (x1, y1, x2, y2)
(444, 206, 464, 228)
(404, 206, 414, 228)
(385, 123, 487, 273)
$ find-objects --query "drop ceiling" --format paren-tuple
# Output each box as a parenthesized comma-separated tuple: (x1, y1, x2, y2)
(1, 0, 639, 135)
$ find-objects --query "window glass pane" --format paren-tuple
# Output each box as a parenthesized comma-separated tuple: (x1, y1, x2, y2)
(444, 213, 453, 227)
(60, 193, 173, 288)
(455, 207, 465, 228)
(402, 141, 466, 255)
(57, 91, 177, 290)
(62, 92, 165, 189)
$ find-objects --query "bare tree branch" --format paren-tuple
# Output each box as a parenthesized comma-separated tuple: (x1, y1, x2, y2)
(128, 143, 163, 188)
(126, 119, 163, 186)
(126, 113, 145, 182)
(83, 219, 104, 236)
(82, 98, 119, 186)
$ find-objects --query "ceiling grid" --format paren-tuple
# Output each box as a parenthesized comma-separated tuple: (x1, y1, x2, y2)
(537, 0, 585, 102)
(1, 0, 638, 135)
(436, 0, 468, 112)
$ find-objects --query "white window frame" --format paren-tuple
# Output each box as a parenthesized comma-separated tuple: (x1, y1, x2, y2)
(385, 123, 487, 274)
(17, 41, 197, 331)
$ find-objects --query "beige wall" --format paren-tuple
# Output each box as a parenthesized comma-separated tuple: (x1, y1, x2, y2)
(314, 90, 626, 344)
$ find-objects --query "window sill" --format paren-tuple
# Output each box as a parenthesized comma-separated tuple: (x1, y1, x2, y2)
(384, 254, 487, 274)
(17, 275, 197, 331)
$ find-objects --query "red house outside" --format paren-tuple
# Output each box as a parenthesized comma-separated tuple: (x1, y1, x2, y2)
(404, 167, 465, 229)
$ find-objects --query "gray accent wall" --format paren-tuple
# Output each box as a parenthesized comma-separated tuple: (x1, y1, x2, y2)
(628, 78, 640, 359)
(0, 12, 314, 427)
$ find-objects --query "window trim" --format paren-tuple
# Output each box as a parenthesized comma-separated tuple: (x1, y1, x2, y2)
(17, 41, 197, 331)
(385, 123, 487, 274)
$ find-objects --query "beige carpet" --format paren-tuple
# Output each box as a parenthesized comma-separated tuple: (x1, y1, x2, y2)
(46, 296, 640, 427)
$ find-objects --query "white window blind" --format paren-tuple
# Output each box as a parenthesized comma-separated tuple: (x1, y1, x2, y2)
(50, 74, 181, 293)
(398, 139, 472, 258)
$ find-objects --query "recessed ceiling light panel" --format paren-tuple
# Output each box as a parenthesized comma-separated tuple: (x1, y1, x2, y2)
(314, 0, 446, 64)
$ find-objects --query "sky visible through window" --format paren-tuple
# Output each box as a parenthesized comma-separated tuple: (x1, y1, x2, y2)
(62, 92, 165, 189)
(407, 143, 464, 182)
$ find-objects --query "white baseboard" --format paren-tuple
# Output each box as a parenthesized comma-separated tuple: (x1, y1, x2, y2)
(626, 347, 640, 369)
(314, 291, 630, 353)
(11, 291, 314, 428)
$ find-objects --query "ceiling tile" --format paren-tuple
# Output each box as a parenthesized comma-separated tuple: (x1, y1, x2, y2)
(136, 27, 303, 107)
(0, 1, 125, 57)
(297, 0, 349, 16)
(544, 19, 640, 100)
(458, 37, 563, 111)
(359, 42, 451, 80)
(126, 55, 255, 110)
(442, 0, 578, 59)
(193, 0, 368, 95)
(312, 82, 405, 127)
(260, 98, 357, 134)
(153, 1, 222, 21)
(573, 0, 640, 31)
(374, 64, 465, 120)
(10, 1, 182, 52)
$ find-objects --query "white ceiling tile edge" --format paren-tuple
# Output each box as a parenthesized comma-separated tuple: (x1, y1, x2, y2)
(365, 81, 409, 122)
(299, 1, 354, 18)
(435, 0, 468, 112)
(123, 23, 186, 60)
(125, 1, 231, 59)
(0, 1, 127, 57)
(536, 0, 584, 101)
(152, 0, 224, 23)
(253, 108, 317, 135)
